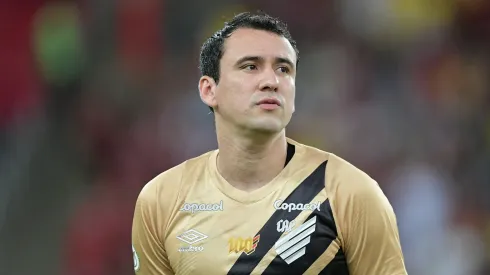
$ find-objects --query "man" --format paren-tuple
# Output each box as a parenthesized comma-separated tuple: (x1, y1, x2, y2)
(132, 11, 407, 275)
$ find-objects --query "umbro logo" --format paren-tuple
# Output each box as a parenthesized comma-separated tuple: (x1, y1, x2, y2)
(176, 229, 207, 253)
(275, 216, 317, 264)
(177, 229, 208, 244)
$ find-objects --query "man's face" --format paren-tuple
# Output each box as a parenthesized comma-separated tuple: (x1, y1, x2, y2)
(213, 28, 297, 134)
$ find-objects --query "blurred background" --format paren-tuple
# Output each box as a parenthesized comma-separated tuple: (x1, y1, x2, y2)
(0, 0, 489, 274)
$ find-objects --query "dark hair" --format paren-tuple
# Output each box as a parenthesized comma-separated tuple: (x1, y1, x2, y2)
(199, 11, 299, 112)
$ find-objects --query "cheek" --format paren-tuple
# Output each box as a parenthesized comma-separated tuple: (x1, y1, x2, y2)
(217, 81, 247, 109)
(289, 87, 296, 100)
(228, 78, 254, 104)
(284, 83, 296, 105)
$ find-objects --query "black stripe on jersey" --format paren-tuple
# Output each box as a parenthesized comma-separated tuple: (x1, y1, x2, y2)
(319, 248, 349, 275)
(227, 161, 328, 275)
(261, 200, 349, 275)
(284, 142, 295, 167)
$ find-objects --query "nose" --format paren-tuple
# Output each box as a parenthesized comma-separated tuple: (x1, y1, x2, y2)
(258, 68, 279, 92)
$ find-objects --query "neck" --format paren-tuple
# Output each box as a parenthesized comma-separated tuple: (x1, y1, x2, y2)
(215, 125, 288, 192)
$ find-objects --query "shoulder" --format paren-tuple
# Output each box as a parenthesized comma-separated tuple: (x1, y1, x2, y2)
(326, 153, 375, 186)
(325, 153, 390, 211)
(136, 150, 216, 208)
(289, 138, 381, 199)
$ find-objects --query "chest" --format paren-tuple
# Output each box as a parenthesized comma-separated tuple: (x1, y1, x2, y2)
(164, 198, 340, 275)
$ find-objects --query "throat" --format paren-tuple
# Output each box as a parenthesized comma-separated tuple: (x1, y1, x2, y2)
(217, 143, 295, 192)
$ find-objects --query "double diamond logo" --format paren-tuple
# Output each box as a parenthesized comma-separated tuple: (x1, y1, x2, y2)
(177, 229, 208, 245)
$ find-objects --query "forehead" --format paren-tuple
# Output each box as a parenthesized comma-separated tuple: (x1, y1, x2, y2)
(221, 28, 296, 64)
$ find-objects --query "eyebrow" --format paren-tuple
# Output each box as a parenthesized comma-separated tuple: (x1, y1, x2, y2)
(234, 56, 295, 69)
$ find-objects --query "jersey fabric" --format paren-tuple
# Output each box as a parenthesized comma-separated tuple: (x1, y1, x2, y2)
(132, 138, 407, 275)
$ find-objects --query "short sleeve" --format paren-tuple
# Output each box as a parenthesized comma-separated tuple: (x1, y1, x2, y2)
(338, 177, 407, 275)
(132, 184, 174, 275)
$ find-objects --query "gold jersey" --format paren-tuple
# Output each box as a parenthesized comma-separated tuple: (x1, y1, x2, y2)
(132, 138, 407, 275)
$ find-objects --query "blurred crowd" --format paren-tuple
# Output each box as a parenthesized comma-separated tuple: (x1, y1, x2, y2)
(0, 0, 489, 274)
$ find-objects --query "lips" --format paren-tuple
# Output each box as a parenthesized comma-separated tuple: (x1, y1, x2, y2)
(257, 98, 281, 106)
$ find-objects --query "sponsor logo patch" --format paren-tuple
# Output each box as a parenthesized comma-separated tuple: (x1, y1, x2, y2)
(273, 200, 321, 212)
(180, 200, 224, 213)
(228, 235, 261, 255)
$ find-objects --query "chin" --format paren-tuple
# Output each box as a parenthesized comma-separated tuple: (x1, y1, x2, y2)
(247, 118, 286, 134)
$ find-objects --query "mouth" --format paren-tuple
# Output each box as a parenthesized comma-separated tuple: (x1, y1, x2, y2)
(256, 98, 281, 111)
(257, 98, 281, 106)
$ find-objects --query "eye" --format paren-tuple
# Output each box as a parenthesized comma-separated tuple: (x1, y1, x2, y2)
(242, 64, 257, 71)
(277, 66, 290, 73)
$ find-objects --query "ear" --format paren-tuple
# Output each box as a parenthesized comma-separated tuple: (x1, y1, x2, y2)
(198, 76, 218, 110)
